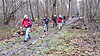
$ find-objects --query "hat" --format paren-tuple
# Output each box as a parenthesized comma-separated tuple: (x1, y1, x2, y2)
(59, 15, 62, 17)
(54, 15, 56, 16)
(24, 15, 28, 18)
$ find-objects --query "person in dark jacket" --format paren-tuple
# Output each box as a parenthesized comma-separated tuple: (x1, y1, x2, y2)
(53, 15, 57, 28)
(43, 16, 50, 32)
(63, 16, 66, 24)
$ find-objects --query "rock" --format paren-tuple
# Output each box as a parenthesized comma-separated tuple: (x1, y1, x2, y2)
(15, 31, 26, 35)
(35, 24, 39, 26)
(27, 43, 33, 46)
(40, 37, 42, 38)
(32, 40, 38, 44)
(11, 49, 19, 54)
(71, 26, 75, 29)
(6, 54, 13, 56)
(84, 24, 86, 26)
(1, 53, 6, 55)
(39, 34, 46, 39)
(12, 42, 15, 45)
(41, 35, 46, 38)
(18, 53, 25, 56)
(0, 50, 2, 52)
(5, 41, 12, 43)
(17, 31, 21, 34)
(97, 25, 100, 31)
(54, 32, 57, 34)
(13, 32, 20, 37)
(20, 31, 25, 35)
(76, 26, 81, 29)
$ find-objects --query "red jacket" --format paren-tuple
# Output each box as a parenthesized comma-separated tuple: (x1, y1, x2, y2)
(57, 17, 63, 23)
(21, 18, 32, 28)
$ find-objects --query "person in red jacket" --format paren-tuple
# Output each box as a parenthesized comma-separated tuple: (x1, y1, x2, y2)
(57, 15, 63, 30)
(20, 15, 32, 42)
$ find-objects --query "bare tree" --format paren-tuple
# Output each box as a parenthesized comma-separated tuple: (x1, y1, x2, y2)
(29, 0, 34, 21)
(2, 0, 6, 24)
(52, 0, 57, 16)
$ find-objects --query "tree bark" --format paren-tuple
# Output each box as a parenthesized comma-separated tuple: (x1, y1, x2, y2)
(68, 0, 71, 18)
(29, 0, 34, 21)
(52, 0, 56, 17)
(2, 0, 6, 24)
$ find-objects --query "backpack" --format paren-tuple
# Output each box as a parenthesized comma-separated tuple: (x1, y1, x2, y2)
(24, 17, 32, 28)
(72, 16, 75, 18)
(29, 17, 32, 28)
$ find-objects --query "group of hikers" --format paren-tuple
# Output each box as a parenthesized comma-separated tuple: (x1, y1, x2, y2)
(20, 15, 66, 42)
(44, 15, 66, 32)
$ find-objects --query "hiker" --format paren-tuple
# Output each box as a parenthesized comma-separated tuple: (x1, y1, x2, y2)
(53, 15, 57, 28)
(57, 15, 63, 30)
(63, 15, 66, 24)
(43, 16, 50, 32)
(20, 15, 32, 42)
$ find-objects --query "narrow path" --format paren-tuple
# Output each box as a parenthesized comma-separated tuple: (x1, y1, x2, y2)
(0, 19, 75, 56)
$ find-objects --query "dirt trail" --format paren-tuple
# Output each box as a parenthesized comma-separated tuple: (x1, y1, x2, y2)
(0, 18, 75, 56)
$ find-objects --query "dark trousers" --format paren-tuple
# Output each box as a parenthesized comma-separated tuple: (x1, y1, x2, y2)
(53, 21, 57, 28)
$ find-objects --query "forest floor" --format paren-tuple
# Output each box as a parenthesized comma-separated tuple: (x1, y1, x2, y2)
(0, 18, 100, 56)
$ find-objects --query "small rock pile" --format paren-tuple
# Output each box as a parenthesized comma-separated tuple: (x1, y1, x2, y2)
(13, 31, 26, 37)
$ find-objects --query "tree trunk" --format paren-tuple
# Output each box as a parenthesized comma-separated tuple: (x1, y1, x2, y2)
(52, 0, 56, 17)
(37, 0, 39, 20)
(45, 0, 49, 16)
(68, 0, 71, 18)
(29, 0, 34, 21)
(2, 0, 6, 24)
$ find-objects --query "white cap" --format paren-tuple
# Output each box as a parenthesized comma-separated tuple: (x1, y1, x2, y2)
(24, 15, 28, 18)
(59, 15, 61, 17)
(54, 15, 56, 16)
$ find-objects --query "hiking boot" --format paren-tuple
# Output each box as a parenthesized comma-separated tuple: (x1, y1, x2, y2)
(29, 37, 31, 39)
(24, 40, 28, 42)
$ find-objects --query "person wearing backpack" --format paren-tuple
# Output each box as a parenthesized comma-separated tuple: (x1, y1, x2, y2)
(20, 15, 32, 42)
(43, 16, 50, 32)
(57, 15, 63, 30)
(53, 15, 57, 28)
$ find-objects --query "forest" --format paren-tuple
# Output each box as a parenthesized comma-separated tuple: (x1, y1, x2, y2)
(0, 0, 100, 56)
